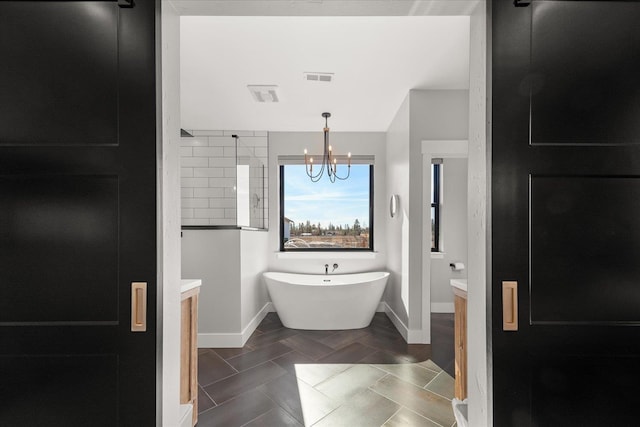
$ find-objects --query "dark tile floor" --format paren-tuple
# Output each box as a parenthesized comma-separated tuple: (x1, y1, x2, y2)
(430, 314, 455, 378)
(197, 312, 456, 427)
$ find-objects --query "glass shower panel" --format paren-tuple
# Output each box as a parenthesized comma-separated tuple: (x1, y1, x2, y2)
(236, 140, 265, 229)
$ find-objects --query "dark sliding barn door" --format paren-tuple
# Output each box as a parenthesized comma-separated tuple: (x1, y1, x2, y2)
(491, 1, 640, 425)
(0, 1, 158, 425)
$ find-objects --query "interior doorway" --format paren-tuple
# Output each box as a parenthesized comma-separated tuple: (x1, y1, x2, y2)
(161, 2, 487, 425)
(422, 141, 468, 378)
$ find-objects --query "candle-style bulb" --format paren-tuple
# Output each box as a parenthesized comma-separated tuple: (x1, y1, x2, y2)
(304, 148, 308, 155)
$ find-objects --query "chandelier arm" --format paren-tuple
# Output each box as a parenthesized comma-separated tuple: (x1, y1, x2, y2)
(312, 162, 326, 182)
(306, 160, 326, 181)
(332, 166, 351, 181)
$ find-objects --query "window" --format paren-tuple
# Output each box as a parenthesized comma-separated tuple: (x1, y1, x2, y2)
(280, 164, 373, 251)
(431, 162, 442, 252)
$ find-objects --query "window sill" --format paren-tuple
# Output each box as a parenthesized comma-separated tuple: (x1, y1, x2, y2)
(431, 252, 446, 259)
(276, 251, 379, 260)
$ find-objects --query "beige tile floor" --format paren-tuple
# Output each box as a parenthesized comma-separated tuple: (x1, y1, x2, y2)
(197, 313, 456, 427)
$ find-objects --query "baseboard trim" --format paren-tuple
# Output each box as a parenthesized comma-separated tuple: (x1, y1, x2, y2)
(198, 302, 273, 348)
(197, 332, 243, 348)
(383, 302, 430, 344)
(407, 328, 429, 344)
(383, 302, 409, 341)
(431, 302, 455, 313)
(240, 302, 273, 346)
(198, 301, 428, 348)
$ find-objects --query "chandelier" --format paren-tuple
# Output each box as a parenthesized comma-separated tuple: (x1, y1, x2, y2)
(304, 112, 351, 183)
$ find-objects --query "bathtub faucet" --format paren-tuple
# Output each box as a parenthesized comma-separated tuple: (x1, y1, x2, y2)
(332, 263, 338, 273)
(324, 264, 329, 275)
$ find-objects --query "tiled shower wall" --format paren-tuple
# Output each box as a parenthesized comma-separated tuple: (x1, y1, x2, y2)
(180, 130, 268, 227)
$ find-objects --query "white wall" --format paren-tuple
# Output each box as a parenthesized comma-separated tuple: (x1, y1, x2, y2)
(431, 158, 468, 312)
(160, 1, 182, 425)
(181, 230, 241, 337)
(410, 90, 469, 340)
(241, 230, 270, 331)
(384, 90, 469, 343)
(181, 229, 270, 347)
(385, 94, 411, 327)
(467, 1, 489, 425)
(267, 132, 387, 274)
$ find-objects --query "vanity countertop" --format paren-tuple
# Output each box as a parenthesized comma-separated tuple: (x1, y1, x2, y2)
(450, 278, 468, 294)
(181, 279, 202, 294)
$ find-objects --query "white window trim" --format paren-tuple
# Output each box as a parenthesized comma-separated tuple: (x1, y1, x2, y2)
(276, 251, 379, 260)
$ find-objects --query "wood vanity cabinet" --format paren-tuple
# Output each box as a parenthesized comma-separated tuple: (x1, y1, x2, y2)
(453, 286, 467, 400)
(181, 286, 200, 427)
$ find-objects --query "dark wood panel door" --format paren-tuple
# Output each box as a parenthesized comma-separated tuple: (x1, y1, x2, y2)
(0, 1, 158, 425)
(492, 1, 640, 425)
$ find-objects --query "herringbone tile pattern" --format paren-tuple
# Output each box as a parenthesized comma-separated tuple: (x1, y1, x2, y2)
(197, 312, 456, 426)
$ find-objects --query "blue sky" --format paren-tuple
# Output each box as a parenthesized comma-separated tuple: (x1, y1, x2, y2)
(284, 165, 370, 229)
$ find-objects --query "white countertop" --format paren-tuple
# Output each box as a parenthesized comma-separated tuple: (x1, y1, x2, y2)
(450, 278, 467, 293)
(180, 279, 202, 293)
(179, 404, 193, 427)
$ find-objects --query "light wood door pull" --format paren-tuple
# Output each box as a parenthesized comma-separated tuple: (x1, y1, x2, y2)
(131, 282, 147, 332)
(502, 281, 518, 331)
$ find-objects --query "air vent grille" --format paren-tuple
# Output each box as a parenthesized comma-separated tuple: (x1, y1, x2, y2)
(304, 72, 334, 83)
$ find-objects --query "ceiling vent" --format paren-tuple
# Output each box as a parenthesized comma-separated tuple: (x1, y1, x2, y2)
(247, 85, 279, 103)
(304, 72, 334, 83)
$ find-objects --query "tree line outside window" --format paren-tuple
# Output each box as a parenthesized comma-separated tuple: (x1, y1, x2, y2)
(288, 219, 367, 236)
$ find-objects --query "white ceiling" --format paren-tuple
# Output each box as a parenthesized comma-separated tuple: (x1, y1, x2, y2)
(180, 14, 470, 132)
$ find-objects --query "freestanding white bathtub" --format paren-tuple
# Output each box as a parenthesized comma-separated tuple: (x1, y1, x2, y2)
(263, 271, 389, 330)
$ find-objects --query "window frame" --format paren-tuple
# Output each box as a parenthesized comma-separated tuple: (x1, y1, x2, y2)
(279, 164, 374, 252)
(431, 162, 441, 252)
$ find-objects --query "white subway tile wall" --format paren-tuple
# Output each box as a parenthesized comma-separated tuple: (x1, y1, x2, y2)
(180, 132, 269, 227)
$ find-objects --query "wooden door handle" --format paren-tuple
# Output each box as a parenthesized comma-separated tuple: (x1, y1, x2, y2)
(502, 281, 518, 331)
(131, 282, 147, 332)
